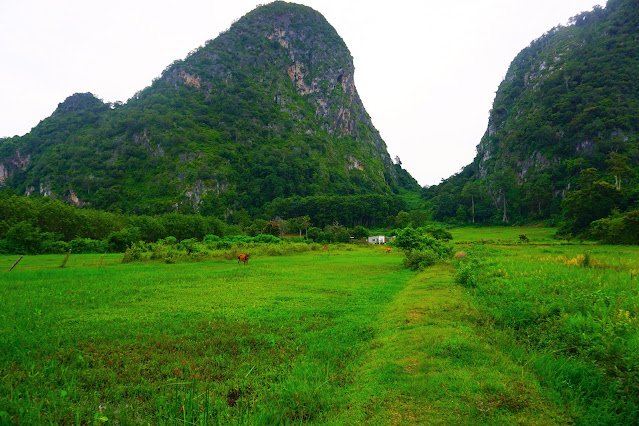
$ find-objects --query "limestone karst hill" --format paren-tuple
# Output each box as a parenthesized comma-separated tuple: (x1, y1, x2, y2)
(0, 1, 418, 216)
(425, 0, 639, 227)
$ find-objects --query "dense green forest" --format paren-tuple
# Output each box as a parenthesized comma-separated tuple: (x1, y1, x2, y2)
(0, 192, 413, 254)
(423, 0, 639, 239)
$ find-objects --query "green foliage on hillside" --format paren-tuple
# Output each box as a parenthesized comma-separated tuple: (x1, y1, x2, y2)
(0, 1, 417, 216)
(424, 0, 639, 237)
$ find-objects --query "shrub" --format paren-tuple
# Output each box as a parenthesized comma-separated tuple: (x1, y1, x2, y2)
(402, 249, 440, 270)
(263, 221, 281, 237)
(41, 240, 70, 254)
(107, 227, 141, 252)
(456, 260, 479, 288)
(393, 227, 423, 252)
(203, 234, 221, 243)
(307, 227, 321, 241)
(122, 243, 145, 263)
(254, 234, 281, 244)
(335, 230, 351, 243)
(421, 225, 453, 241)
(394, 227, 454, 271)
(351, 225, 369, 240)
(159, 236, 178, 245)
(179, 238, 199, 254)
(5, 222, 45, 254)
(150, 243, 170, 260)
(590, 210, 639, 245)
(69, 238, 108, 254)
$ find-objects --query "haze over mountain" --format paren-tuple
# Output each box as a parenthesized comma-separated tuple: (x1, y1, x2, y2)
(425, 0, 639, 229)
(0, 2, 418, 216)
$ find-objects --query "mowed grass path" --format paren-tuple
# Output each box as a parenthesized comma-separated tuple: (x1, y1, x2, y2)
(2, 248, 566, 424)
(338, 264, 568, 425)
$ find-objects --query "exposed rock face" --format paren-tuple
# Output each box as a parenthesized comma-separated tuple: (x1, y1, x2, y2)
(0, 163, 8, 185)
(67, 189, 87, 207)
(471, 3, 639, 186)
(39, 181, 52, 197)
(184, 179, 211, 210)
(168, 1, 393, 164)
(0, 150, 31, 187)
(347, 155, 364, 171)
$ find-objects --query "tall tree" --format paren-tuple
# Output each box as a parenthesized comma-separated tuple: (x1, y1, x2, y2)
(606, 152, 632, 190)
(461, 181, 481, 223)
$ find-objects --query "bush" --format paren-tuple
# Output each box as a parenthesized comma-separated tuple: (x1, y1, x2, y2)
(122, 243, 145, 263)
(421, 225, 453, 241)
(5, 222, 45, 254)
(393, 227, 424, 252)
(307, 227, 321, 241)
(402, 249, 440, 270)
(263, 221, 282, 237)
(107, 227, 141, 252)
(254, 234, 281, 244)
(150, 243, 170, 260)
(41, 240, 70, 254)
(179, 238, 199, 254)
(160, 236, 178, 245)
(456, 260, 479, 288)
(351, 225, 369, 240)
(335, 230, 351, 243)
(590, 210, 639, 244)
(394, 227, 454, 271)
(69, 238, 108, 254)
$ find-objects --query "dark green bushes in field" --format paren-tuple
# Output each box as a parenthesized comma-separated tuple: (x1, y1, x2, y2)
(0, 195, 227, 254)
(0, 194, 384, 254)
(393, 226, 454, 270)
(122, 234, 322, 263)
(590, 210, 639, 244)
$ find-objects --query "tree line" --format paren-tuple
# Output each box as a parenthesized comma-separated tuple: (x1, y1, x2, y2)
(0, 193, 411, 254)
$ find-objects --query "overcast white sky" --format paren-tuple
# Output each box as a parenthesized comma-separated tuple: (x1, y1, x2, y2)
(0, 0, 607, 186)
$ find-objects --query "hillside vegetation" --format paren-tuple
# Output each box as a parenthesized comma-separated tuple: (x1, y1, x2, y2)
(425, 0, 639, 238)
(0, 1, 418, 217)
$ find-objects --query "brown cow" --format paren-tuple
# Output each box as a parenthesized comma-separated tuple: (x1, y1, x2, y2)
(238, 253, 250, 265)
(385, 247, 391, 254)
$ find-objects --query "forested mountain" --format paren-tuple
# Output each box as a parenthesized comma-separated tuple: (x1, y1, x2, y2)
(0, 2, 418, 218)
(425, 0, 639, 232)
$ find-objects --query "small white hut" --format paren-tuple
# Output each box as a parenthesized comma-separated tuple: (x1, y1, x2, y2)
(368, 235, 386, 244)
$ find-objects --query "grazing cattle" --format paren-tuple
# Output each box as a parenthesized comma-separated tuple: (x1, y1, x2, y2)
(385, 247, 391, 254)
(238, 253, 250, 265)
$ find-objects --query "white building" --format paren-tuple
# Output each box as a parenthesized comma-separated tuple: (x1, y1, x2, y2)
(368, 235, 386, 244)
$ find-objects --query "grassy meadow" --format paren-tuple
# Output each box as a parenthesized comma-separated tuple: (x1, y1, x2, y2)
(1, 228, 638, 424)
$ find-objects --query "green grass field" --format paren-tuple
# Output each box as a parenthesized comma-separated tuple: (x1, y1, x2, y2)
(1, 229, 638, 424)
